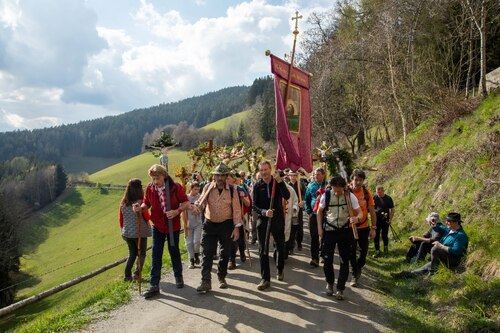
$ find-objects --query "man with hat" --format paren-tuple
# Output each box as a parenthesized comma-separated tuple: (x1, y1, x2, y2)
(405, 212, 449, 263)
(392, 212, 468, 278)
(194, 162, 242, 292)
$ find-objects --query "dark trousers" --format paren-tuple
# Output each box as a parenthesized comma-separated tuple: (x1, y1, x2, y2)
(374, 221, 389, 251)
(350, 227, 370, 276)
(411, 246, 461, 276)
(296, 209, 304, 247)
(257, 217, 285, 281)
(150, 228, 182, 287)
(230, 225, 245, 261)
(309, 214, 320, 261)
(287, 223, 300, 252)
(201, 219, 233, 281)
(124, 237, 147, 278)
(322, 229, 352, 291)
(407, 240, 434, 262)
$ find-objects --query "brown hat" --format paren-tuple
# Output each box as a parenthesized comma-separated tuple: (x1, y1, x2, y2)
(211, 162, 230, 175)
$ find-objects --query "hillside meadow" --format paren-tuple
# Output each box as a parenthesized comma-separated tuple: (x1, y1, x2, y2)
(1, 150, 189, 332)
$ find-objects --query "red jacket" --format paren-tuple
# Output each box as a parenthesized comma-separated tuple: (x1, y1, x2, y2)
(144, 177, 189, 234)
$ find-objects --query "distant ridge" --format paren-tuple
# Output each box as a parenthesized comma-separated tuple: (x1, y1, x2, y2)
(0, 85, 250, 163)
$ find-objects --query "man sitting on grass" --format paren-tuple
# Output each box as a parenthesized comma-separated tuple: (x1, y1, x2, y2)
(391, 212, 468, 279)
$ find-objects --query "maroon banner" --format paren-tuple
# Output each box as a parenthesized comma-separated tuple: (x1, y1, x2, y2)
(270, 54, 312, 173)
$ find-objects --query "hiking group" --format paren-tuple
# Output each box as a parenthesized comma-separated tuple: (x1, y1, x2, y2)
(118, 160, 468, 300)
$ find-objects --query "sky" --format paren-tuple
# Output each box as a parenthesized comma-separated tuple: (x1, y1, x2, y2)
(0, 0, 333, 132)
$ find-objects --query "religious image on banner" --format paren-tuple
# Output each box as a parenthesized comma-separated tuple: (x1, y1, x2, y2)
(279, 80, 301, 133)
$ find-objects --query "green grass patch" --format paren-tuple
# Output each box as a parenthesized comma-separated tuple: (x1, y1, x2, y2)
(2, 187, 187, 332)
(364, 93, 500, 332)
(201, 110, 250, 130)
(89, 149, 190, 186)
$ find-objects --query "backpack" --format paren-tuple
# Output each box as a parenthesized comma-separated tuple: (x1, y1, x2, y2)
(348, 185, 369, 223)
(321, 190, 350, 229)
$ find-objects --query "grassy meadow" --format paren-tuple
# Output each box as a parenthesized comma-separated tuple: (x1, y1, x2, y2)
(201, 109, 250, 130)
(2, 153, 190, 332)
(89, 149, 190, 186)
(363, 94, 500, 332)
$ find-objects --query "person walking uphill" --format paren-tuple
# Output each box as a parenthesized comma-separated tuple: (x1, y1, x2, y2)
(194, 162, 241, 293)
(134, 164, 190, 299)
(348, 169, 377, 287)
(317, 176, 362, 300)
(304, 168, 327, 267)
(119, 179, 152, 282)
(252, 161, 290, 291)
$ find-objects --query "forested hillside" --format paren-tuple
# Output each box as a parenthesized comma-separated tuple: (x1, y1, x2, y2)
(0, 86, 249, 162)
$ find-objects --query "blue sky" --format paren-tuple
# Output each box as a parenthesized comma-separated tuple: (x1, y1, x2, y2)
(0, 0, 332, 132)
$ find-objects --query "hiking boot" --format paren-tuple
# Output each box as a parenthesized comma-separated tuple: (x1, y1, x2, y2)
(228, 260, 236, 270)
(143, 285, 160, 299)
(390, 270, 413, 279)
(384, 246, 389, 255)
(240, 253, 246, 263)
(326, 283, 334, 296)
(309, 259, 319, 267)
(196, 280, 212, 293)
(372, 250, 381, 258)
(277, 271, 284, 281)
(132, 274, 140, 282)
(297, 244, 302, 251)
(257, 280, 270, 291)
(175, 277, 184, 288)
(194, 253, 200, 265)
(288, 249, 294, 256)
(188, 258, 195, 269)
(335, 290, 345, 300)
(218, 277, 228, 289)
(123, 276, 132, 282)
(350, 276, 359, 287)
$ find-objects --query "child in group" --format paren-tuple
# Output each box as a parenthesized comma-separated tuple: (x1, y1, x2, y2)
(186, 182, 203, 269)
(119, 178, 152, 281)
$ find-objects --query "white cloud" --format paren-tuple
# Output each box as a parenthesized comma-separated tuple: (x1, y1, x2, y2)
(1, 108, 61, 129)
(0, 0, 335, 132)
(0, 0, 22, 29)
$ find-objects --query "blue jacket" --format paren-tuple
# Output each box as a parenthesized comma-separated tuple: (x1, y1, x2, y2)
(304, 180, 327, 215)
(424, 223, 449, 242)
(441, 228, 468, 258)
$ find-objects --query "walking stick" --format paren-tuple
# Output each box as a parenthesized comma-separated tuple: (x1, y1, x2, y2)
(242, 200, 252, 267)
(264, 177, 277, 255)
(136, 211, 142, 295)
(390, 224, 401, 242)
(345, 190, 359, 240)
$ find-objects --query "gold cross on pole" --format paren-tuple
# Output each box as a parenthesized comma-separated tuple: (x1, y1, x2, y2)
(291, 11, 303, 36)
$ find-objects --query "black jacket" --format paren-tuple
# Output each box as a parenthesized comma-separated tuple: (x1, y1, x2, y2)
(252, 177, 290, 220)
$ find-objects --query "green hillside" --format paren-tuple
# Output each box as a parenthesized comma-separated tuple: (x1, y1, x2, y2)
(2, 150, 191, 331)
(363, 94, 499, 332)
(89, 149, 190, 185)
(201, 109, 250, 130)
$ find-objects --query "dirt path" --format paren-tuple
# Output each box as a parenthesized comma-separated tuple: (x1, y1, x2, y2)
(83, 224, 392, 333)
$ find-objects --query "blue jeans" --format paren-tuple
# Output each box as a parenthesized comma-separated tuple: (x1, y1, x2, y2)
(150, 227, 182, 287)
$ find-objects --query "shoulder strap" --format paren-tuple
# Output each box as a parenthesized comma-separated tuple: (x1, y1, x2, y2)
(229, 184, 234, 199)
(324, 190, 331, 212)
(362, 185, 369, 201)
